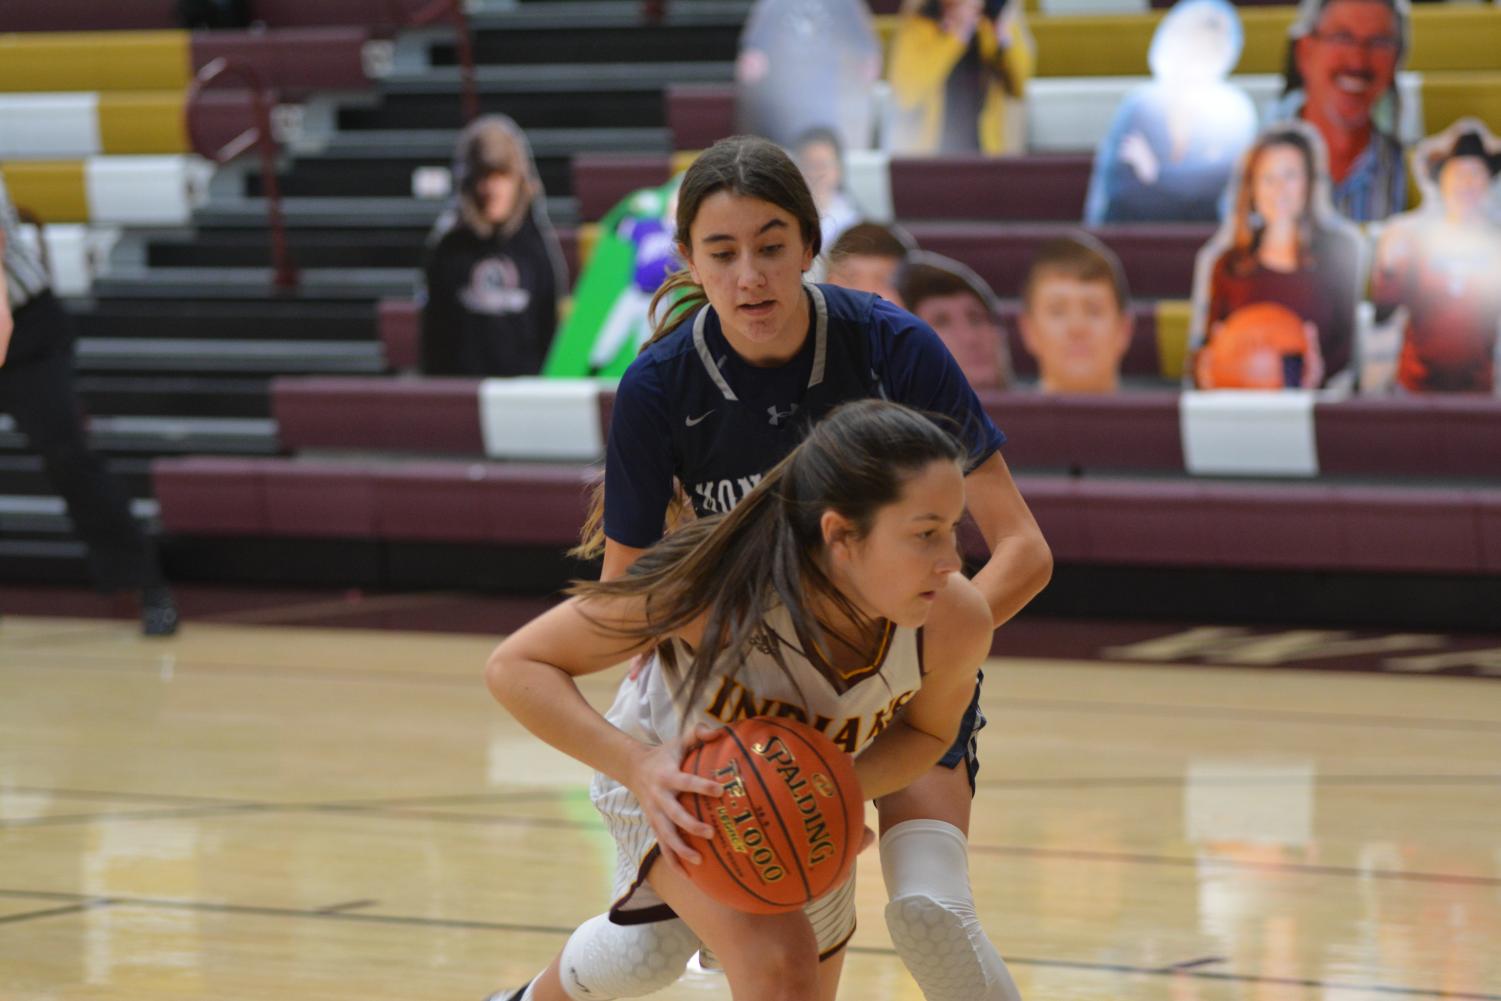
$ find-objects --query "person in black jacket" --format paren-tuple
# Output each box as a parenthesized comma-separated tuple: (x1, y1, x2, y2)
(0, 174, 178, 635)
(420, 115, 568, 376)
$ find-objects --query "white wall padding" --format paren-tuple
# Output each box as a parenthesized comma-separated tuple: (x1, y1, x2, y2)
(1180, 390, 1320, 477)
(85, 155, 210, 226)
(16, 223, 117, 295)
(0, 93, 100, 159)
(479, 377, 605, 461)
(845, 149, 893, 223)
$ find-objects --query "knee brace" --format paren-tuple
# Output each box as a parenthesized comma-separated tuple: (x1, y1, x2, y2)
(880, 819, 1023, 1001)
(555, 914, 699, 1001)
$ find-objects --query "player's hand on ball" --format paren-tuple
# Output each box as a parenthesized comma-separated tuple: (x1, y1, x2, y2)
(627, 723, 725, 870)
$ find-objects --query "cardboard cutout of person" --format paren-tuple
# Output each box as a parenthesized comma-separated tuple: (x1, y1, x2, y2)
(735, 0, 882, 153)
(899, 250, 1012, 391)
(886, 0, 1033, 156)
(792, 127, 863, 252)
(1278, 0, 1411, 223)
(1368, 119, 1501, 394)
(1018, 233, 1135, 394)
(1084, 0, 1258, 225)
(543, 175, 682, 378)
(1188, 121, 1366, 391)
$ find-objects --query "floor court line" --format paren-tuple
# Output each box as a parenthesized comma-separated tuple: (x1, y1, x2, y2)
(0, 887, 1489, 999)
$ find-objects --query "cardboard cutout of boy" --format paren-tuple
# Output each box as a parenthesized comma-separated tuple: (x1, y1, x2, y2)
(1368, 119, 1501, 394)
(543, 175, 681, 379)
(736, 0, 882, 153)
(1018, 233, 1134, 394)
(1188, 121, 1366, 391)
(1084, 0, 1258, 226)
(899, 250, 1012, 391)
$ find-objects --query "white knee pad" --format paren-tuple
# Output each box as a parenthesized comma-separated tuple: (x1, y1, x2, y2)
(555, 914, 700, 1001)
(880, 819, 1023, 1001)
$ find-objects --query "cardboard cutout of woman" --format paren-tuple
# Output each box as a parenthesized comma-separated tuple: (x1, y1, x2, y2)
(735, 0, 882, 153)
(1188, 121, 1366, 391)
(886, 0, 1033, 156)
(1369, 119, 1501, 394)
(1084, 0, 1258, 225)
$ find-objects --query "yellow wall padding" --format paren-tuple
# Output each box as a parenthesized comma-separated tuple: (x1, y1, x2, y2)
(0, 31, 190, 92)
(1155, 299, 1193, 381)
(1420, 73, 1501, 140)
(577, 223, 601, 273)
(1029, 6, 1500, 77)
(1, 161, 89, 223)
(98, 92, 189, 154)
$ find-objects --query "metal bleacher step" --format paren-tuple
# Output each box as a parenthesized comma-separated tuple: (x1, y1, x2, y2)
(193, 195, 574, 229)
(0, 453, 154, 500)
(433, 2, 746, 66)
(381, 60, 735, 94)
(316, 126, 671, 158)
(90, 268, 418, 301)
(73, 336, 387, 375)
(69, 298, 376, 344)
(0, 414, 280, 456)
(0, 494, 159, 535)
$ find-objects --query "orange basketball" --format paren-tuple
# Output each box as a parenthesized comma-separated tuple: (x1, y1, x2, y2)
(1199, 301, 1311, 389)
(678, 717, 864, 915)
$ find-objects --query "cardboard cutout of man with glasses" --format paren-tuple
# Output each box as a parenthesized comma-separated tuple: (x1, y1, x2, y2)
(1280, 0, 1410, 222)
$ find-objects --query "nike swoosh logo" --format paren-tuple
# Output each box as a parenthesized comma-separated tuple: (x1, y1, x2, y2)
(685, 411, 715, 427)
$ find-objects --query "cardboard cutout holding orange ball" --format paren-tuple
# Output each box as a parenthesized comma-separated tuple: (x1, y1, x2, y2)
(1188, 120, 1366, 390)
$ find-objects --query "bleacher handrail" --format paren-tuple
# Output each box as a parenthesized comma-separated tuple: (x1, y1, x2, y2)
(384, 0, 478, 124)
(185, 56, 298, 291)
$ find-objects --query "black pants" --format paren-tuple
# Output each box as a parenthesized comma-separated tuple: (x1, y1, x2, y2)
(0, 292, 163, 590)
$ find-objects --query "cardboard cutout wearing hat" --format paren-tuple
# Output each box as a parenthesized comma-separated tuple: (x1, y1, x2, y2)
(1084, 0, 1258, 226)
(1366, 119, 1501, 394)
(1188, 121, 1366, 391)
(898, 250, 1012, 390)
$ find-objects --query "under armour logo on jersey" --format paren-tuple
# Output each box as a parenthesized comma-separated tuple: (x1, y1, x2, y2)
(767, 403, 798, 427)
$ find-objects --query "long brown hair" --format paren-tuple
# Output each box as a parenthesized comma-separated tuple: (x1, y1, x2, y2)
(573, 134, 824, 559)
(1225, 127, 1324, 278)
(571, 400, 964, 717)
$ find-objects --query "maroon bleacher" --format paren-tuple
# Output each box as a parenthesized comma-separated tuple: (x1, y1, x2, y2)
(890, 155, 1094, 222)
(154, 457, 597, 544)
(152, 456, 1501, 575)
(273, 376, 486, 454)
(573, 153, 674, 223)
(0, 0, 404, 31)
(666, 83, 736, 152)
(0, 0, 176, 31)
(192, 27, 374, 92)
(908, 222, 1210, 299)
(1313, 395, 1501, 481)
(980, 390, 1186, 471)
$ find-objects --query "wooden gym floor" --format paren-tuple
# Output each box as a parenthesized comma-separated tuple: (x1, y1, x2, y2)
(1, 588, 1498, 1000)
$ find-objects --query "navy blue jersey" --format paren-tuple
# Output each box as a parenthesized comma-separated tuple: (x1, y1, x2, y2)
(604, 283, 1006, 549)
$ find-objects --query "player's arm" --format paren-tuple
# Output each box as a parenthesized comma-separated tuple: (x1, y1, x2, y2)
(601, 538, 648, 581)
(964, 450, 1052, 628)
(888, 306, 1052, 628)
(855, 575, 992, 800)
(485, 597, 721, 864)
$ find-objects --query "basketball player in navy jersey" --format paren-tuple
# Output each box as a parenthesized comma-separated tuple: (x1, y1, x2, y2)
(494, 135, 1049, 1001)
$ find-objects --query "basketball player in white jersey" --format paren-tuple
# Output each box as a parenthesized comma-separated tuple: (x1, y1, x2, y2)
(487, 400, 995, 1001)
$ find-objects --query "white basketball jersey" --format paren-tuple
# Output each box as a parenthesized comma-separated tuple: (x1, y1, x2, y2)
(603, 605, 923, 758)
